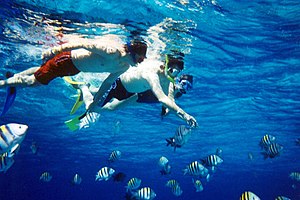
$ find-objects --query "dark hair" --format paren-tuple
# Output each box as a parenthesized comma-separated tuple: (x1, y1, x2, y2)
(168, 56, 184, 70)
(179, 74, 193, 84)
(128, 40, 147, 57)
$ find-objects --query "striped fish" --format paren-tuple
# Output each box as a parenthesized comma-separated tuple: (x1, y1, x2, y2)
(158, 156, 169, 167)
(132, 187, 156, 200)
(275, 196, 291, 200)
(40, 171, 52, 182)
(108, 150, 121, 162)
(126, 177, 142, 192)
(166, 179, 179, 188)
(240, 191, 260, 200)
(289, 172, 300, 181)
(171, 184, 183, 197)
(202, 154, 223, 167)
(183, 161, 209, 178)
(0, 152, 15, 173)
(95, 167, 115, 181)
(263, 143, 283, 158)
(72, 173, 82, 185)
(158, 156, 171, 175)
(192, 178, 203, 192)
(260, 134, 276, 149)
(0, 123, 28, 154)
(166, 125, 192, 151)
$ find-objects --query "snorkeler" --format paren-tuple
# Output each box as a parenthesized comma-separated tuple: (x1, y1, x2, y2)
(66, 55, 198, 130)
(68, 73, 193, 117)
(0, 35, 147, 115)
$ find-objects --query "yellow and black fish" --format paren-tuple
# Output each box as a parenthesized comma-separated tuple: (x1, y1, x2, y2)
(240, 191, 260, 200)
(40, 171, 52, 182)
(262, 143, 283, 159)
(259, 134, 276, 149)
(126, 177, 142, 192)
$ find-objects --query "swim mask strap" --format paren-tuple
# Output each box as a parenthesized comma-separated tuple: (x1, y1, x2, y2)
(164, 55, 175, 84)
(127, 42, 136, 63)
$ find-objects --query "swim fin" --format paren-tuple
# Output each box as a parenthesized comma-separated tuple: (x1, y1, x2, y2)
(65, 112, 87, 131)
(1, 72, 16, 117)
(65, 116, 81, 131)
(63, 76, 86, 89)
(65, 111, 100, 131)
(69, 89, 84, 115)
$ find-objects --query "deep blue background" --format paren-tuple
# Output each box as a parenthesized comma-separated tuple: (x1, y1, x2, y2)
(0, 0, 300, 199)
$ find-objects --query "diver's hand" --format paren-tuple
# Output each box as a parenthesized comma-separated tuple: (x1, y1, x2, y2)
(176, 109, 198, 128)
(186, 114, 198, 128)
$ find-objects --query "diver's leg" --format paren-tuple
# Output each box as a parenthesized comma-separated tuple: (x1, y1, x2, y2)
(18, 67, 40, 75)
(0, 74, 40, 87)
(79, 84, 94, 109)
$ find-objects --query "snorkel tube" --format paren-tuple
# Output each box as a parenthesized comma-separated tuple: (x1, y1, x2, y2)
(164, 55, 175, 84)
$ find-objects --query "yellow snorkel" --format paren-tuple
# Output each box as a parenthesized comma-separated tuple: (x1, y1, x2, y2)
(164, 55, 175, 84)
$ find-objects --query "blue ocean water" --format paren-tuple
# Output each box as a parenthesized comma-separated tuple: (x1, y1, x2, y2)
(0, 0, 300, 199)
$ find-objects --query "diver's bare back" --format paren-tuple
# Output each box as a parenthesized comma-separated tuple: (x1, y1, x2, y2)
(71, 49, 129, 73)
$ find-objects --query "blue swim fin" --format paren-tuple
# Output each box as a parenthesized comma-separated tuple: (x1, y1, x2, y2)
(1, 72, 16, 117)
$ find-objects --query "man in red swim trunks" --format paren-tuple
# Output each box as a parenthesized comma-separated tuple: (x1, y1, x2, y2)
(0, 35, 147, 102)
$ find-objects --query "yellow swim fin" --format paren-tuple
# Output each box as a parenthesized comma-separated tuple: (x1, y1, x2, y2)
(63, 76, 86, 89)
(70, 89, 84, 115)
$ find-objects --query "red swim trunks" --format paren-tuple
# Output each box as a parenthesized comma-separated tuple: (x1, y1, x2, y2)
(34, 51, 80, 85)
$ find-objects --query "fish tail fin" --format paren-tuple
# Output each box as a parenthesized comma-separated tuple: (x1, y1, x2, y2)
(183, 169, 188, 175)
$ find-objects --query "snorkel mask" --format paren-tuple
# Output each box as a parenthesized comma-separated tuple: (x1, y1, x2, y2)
(164, 55, 182, 83)
(176, 79, 193, 94)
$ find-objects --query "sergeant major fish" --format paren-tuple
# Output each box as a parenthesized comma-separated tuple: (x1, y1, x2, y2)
(126, 177, 142, 192)
(289, 172, 300, 181)
(201, 154, 223, 167)
(240, 191, 260, 200)
(166, 125, 192, 151)
(0, 123, 28, 154)
(158, 156, 171, 175)
(72, 173, 82, 185)
(262, 143, 283, 159)
(40, 171, 52, 182)
(95, 167, 115, 181)
(170, 184, 183, 197)
(201, 154, 223, 172)
(259, 134, 276, 149)
(183, 161, 209, 180)
(165, 179, 179, 188)
(131, 187, 156, 200)
(108, 150, 121, 162)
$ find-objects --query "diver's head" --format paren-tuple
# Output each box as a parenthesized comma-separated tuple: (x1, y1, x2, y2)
(126, 40, 147, 63)
(164, 55, 184, 83)
(174, 74, 193, 98)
